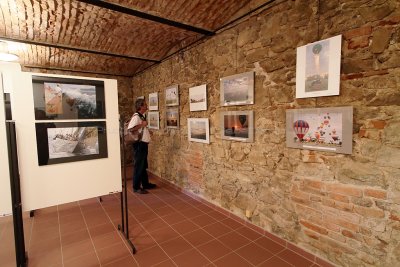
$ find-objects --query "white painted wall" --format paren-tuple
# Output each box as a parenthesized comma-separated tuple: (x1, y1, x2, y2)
(11, 72, 122, 211)
(0, 62, 22, 216)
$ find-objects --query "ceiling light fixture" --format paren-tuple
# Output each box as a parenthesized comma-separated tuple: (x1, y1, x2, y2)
(0, 41, 19, 62)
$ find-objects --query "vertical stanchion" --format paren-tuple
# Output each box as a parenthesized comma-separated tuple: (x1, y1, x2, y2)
(6, 121, 27, 267)
(117, 118, 136, 254)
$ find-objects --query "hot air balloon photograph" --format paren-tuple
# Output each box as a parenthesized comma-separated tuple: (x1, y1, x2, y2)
(220, 111, 254, 142)
(286, 107, 353, 154)
(295, 35, 342, 98)
(166, 108, 179, 128)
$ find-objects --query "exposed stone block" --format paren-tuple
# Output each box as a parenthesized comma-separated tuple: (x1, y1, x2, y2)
(344, 26, 373, 39)
(353, 206, 385, 218)
(348, 36, 370, 50)
(300, 219, 329, 235)
(364, 188, 387, 199)
(326, 184, 363, 197)
(371, 28, 391, 53)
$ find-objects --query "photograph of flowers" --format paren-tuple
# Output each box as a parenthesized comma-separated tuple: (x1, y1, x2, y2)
(286, 106, 353, 154)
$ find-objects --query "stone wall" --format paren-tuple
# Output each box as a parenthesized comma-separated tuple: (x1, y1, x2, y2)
(130, 1, 400, 266)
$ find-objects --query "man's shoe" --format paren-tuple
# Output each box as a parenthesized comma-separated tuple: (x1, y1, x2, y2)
(134, 188, 148, 194)
(143, 183, 156, 189)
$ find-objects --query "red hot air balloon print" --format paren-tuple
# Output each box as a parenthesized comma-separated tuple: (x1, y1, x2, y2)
(293, 120, 309, 141)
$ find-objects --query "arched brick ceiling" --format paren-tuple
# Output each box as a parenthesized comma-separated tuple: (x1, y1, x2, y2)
(0, 0, 275, 76)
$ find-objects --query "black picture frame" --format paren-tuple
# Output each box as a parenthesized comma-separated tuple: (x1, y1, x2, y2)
(35, 121, 108, 166)
(32, 76, 106, 120)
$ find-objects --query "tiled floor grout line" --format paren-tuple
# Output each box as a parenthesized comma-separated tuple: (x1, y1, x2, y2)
(57, 205, 65, 267)
(126, 188, 182, 266)
(97, 193, 141, 267)
(77, 200, 102, 266)
(158, 188, 257, 266)
(25, 214, 34, 259)
(151, 187, 249, 266)
(127, 186, 221, 266)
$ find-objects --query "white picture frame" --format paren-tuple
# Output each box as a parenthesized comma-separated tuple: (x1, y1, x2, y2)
(220, 110, 254, 142)
(296, 35, 342, 98)
(220, 71, 254, 106)
(189, 84, 207, 111)
(148, 111, 159, 130)
(286, 106, 353, 154)
(165, 85, 179, 106)
(149, 92, 158, 111)
(166, 108, 179, 128)
(188, 118, 209, 144)
(137, 95, 145, 100)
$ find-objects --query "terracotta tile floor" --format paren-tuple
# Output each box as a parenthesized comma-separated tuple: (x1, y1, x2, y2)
(1, 178, 332, 266)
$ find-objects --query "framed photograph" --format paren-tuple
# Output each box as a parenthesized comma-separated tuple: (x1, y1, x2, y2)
(286, 106, 353, 154)
(149, 92, 158, 110)
(220, 71, 254, 106)
(165, 85, 179, 106)
(189, 84, 207, 111)
(220, 111, 254, 142)
(166, 108, 179, 128)
(188, 118, 209, 144)
(296, 35, 342, 98)
(35, 121, 108, 166)
(32, 76, 105, 120)
(148, 111, 159, 129)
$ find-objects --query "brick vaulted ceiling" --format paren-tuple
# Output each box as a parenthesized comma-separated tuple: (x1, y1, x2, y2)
(0, 0, 277, 77)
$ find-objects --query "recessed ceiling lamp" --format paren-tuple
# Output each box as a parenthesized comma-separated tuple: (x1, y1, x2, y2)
(0, 41, 19, 62)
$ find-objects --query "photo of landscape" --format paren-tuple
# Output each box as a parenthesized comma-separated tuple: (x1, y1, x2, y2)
(220, 72, 254, 106)
(166, 108, 179, 128)
(188, 118, 209, 143)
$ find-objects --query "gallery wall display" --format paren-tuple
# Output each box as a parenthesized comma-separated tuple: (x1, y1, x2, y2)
(166, 107, 179, 128)
(188, 118, 210, 144)
(296, 35, 342, 98)
(149, 92, 158, 110)
(32, 76, 106, 120)
(220, 71, 254, 106)
(286, 106, 353, 154)
(165, 85, 179, 106)
(148, 111, 160, 130)
(189, 84, 207, 111)
(35, 121, 108, 166)
(220, 110, 254, 142)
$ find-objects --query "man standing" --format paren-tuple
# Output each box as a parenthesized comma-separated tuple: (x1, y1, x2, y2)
(128, 98, 156, 194)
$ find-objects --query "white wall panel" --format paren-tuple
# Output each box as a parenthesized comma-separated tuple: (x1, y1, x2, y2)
(12, 72, 121, 211)
(0, 62, 22, 216)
